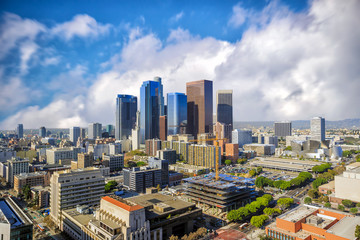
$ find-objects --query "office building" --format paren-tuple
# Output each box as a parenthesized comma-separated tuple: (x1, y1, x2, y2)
(243, 144, 275, 156)
(332, 165, 360, 203)
(14, 171, 50, 193)
(0, 197, 33, 239)
(266, 205, 360, 240)
(161, 141, 189, 162)
(105, 124, 114, 136)
(39, 126, 46, 138)
(46, 147, 84, 165)
(212, 121, 232, 140)
(216, 90, 233, 126)
(123, 167, 162, 193)
(148, 157, 169, 187)
(232, 129, 252, 147)
(156, 149, 177, 164)
(167, 92, 187, 135)
(274, 121, 292, 137)
(188, 144, 221, 168)
(6, 157, 29, 186)
(50, 167, 105, 226)
(159, 115, 167, 141)
(0, 148, 16, 162)
(77, 152, 94, 169)
(225, 143, 239, 162)
(69, 126, 80, 144)
(264, 136, 278, 148)
(186, 80, 213, 137)
(132, 111, 140, 150)
(145, 139, 162, 156)
(102, 154, 124, 172)
(88, 123, 102, 139)
(16, 124, 23, 138)
(80, 128, 86, 139)
(115, 94, 137, 140)
(140, 77, 164, 143)
(311, 117, 325, 141)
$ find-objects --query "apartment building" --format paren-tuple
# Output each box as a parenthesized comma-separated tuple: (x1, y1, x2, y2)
(50, 167, 105, 226)
(14, 171, 50, 193)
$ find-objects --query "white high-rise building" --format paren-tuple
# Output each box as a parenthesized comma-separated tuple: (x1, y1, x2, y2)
(311, 117, 325, 141)
(88, 123, 102, 139)
(274, 121, 292, 137)
(132, 111, 140, 150)
(6, 157, 29, 186)
(232, 129, 252, 147)
(69, 127, 80, 144)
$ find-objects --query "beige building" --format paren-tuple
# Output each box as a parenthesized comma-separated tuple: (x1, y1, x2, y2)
(50, 167, 105, 226)
(14, 171, 50, 193)
(334, 165, 360, 203)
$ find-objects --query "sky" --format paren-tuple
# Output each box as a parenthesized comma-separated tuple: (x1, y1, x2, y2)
(0, 0, 359, 129)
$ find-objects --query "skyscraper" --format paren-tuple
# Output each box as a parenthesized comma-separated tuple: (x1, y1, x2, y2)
(16, 124, 23, 138)
(216, 90, 233, 127)
(69, 126, 80, 144)
(186, 80, 213, 137)
(311, 117, 325, 141)
(159, 115, 167, 141)
(274, 121, 292, 137)
(140, 77, 164, 143)
(88, 123, 102, 139)
(167, 92, 187, 135)
(39, 126, 46, 138)
(115, 94, 137, 140)
(132, 111, 140, 150)
(106, 124, 114, 136)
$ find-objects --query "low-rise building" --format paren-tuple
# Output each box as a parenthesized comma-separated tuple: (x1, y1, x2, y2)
(332, 165, 360, 203)
(318, 180, 335, 195)
(266, 204, 360, 240)
(243, 144, 275, 156)
(31, 186, 50, 208)
(123, 167, 162, 193)
(0, 197, 33, 239)
(14, 171, 50, 193)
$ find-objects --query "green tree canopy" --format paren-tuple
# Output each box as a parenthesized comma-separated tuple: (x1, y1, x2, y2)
(350, 208, 358, 215)
(308, 189, 319, 199)
(342, 199, 354, 208)
(250, 215, 269, 228)
(105, 180, 118, 193)
(338, 205, 345, 211)
(312, 178, 327, 189)
(277, 198, 294, 210)
(304, 197, 312, 204)
(225, 160, 232, 166)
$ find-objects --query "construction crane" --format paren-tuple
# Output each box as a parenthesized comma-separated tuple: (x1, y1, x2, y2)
(188, 137, 227, 181)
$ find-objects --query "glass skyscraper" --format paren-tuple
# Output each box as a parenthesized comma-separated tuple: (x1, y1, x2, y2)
(186, 80, 213, 137)
(216, 90, 233, 126)
(16, 124, 23, 138)
(115, 95, 137, 140)
(167, 92, 187, 135)
(140, 77, 164, 143)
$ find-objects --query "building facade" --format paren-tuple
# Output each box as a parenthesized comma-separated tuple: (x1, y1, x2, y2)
(69, 127, 81, 144)
(102, 154, 124, 172)
(88, 123, 102, 140)
(311, 117, 325, 142)
(140, 77, 164, 143)
(216, 90, 233, 126)
(186, 80, 213, 137)
(50, 167, 105, 226)
(159, 115, 167, 141)
(167, 92, 187, 135)
(16, 124, 23, 138)
(115, 94, 137, 140)
(274, 121, 292, 137)
(14, 171, 50, 193)
(232, 129, 252, 148)
(123, 167, 162, 193)
(6, 157, 29, 186)
(39, 126, 46, 138)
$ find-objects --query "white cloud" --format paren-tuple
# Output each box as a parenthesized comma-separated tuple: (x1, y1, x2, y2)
(228, 4, 248, 28)
(1, 0, 360, 129)
(51, 14, 111, 40)
(42, 56, 61, 66)
(0, 77, 32, 112)
(170, 11, 184, 23)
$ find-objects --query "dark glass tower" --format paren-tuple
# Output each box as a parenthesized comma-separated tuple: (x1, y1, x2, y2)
(167, 92, 187, 136)
(115, 95, 137, 140)
(217, 90, 233, 126)
(186, 80, 213, 137)
(140, 77, 164, 143)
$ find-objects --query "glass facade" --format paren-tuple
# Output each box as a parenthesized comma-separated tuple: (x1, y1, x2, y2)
(140, 77, 164, 143)
(115, 95, 137, 140)
(216, 90, 233, 126)
(167, 92, 187, 135)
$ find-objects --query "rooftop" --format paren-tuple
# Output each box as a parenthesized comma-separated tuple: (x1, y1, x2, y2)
(327, 216, 360, 239)
(15, 171, 47, 179)
(102, 195, 143, 212)
(0, 197, 32, 228)
(279, 205, 317, 222)
(63, 208, 95, 226)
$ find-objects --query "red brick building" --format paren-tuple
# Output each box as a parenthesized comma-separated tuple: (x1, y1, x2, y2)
(225, 143, 239, 162)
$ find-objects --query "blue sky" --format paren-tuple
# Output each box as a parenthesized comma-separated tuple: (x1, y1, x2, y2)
(0, 0, 359, 129)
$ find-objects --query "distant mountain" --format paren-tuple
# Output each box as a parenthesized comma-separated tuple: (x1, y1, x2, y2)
(234, 118, 360, 130)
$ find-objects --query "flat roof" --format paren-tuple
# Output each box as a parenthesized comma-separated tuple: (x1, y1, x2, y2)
(279, 205, 317, 222)
(15, 171, 47, 179)
(327, 216, 360, 239)
(102, 196, 143, 212)
(319, 180, 335, 189)
(63, 208, 95, 226)
(0, 198, 26, 228)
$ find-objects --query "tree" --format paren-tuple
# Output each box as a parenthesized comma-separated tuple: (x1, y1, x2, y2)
(249, 169, 256, 177)
(308, 189, 319, 199)
(256, 167, 263, 174)
(225, 160, 232, 166)
(262, 194, 274, 202)
(304, 197, 312, 204)
(277, 198, 294, 210)
(255, 176, 267, 188)
(324, 202, 331, 208)
(263, 208, 281, 218)
(312, 178, 327, 190)
(338, 205, 345, 211)
(356, 202, 360, 208)
(312, 163, 331, 173)
(355, 225, 360, 239)
(284, 146, 292, 151)
(250, 215, 269, 228)
(105, 180, 118, 193)
(350, 208, 358, 215)
(22, 184, 31, 200)
(136, 161, 146, 167)
(237, 158, 247, 164)
(342, 199, 354, 208)
(273, 180, 285, 189)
